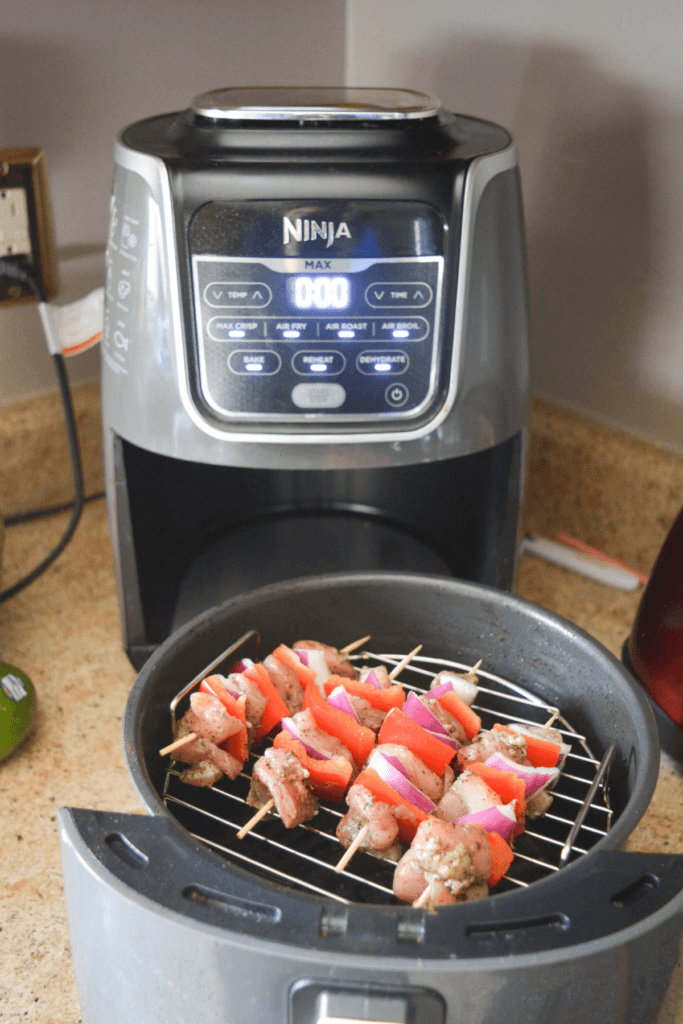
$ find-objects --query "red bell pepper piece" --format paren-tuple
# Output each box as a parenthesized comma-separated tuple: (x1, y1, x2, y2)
(488, 831, 514, 886)
(433, 689, 481, 741)
(468, 761, 526, 838)
(323, 674, 405, 712)
(353, 768, 430, 844)
(378, 707, 455, 776)
(272, 731, 353, 802)
(270, 644, 317, 688)
(242, 664, 290, 741)
(303, 682, 376, 767)
(492, 723, 562, 768)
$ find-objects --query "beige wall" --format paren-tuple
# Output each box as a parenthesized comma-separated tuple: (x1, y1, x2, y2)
(347, 0, 683, 454)
(0, 0, 346, 403)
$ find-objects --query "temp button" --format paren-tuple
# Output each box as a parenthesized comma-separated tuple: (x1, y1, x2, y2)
(292, 382, 346, 409)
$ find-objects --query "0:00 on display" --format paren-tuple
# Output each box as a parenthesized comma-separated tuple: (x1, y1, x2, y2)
(289, 276, 350, 310)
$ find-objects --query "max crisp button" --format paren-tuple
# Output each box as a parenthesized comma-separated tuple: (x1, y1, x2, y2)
(292, 382, 346, 408)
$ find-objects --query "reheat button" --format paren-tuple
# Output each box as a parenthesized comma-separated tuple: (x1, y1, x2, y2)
(292, 351, 345, 376)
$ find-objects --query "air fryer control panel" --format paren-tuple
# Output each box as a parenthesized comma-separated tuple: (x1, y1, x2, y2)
(189, 201, 445, 425)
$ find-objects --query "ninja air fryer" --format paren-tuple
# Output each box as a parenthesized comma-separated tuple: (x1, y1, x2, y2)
(101, 88, 530, 669)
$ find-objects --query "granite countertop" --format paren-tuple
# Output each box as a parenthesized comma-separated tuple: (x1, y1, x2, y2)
(1, 387, 682, 1022)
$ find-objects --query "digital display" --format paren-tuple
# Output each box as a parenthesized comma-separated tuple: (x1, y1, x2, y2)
(289, 275, 350, 310)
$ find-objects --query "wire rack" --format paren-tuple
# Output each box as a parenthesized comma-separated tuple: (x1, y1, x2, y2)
(162, 631, 614, 906)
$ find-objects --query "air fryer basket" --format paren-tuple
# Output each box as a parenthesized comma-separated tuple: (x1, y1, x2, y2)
(115, 571, 683, 960)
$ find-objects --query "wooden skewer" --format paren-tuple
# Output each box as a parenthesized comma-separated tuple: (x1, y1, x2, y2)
(544, 710, 561, 729)
(335, 824, 369, 873)
(413, 884, 432, 909)
(159, 732, 198, 757)
(464, 658, 483, 680)
(388, 644, 423, 681)
(236, 798, 275, 839)
(338, 635, 371, 658)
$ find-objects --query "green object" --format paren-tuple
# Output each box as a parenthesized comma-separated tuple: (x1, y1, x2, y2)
(0, 661, 36, 760)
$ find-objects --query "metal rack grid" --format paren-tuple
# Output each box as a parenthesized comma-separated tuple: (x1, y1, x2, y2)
(162, 633, 613, 906)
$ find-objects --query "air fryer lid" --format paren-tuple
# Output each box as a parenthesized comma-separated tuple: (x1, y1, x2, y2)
(122, 572, 677, 958)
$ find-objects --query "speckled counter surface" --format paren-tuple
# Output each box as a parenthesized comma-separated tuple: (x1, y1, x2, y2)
(1, 388, 682, 1023)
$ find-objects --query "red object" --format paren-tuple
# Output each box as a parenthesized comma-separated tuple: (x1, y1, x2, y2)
(199, 677, 249, 762)
(468, 762, 527, 825)
(488, 831, 515, 886)
(626, 506, 683, 728)
(353, 767, 430, 843)
(303, 682, 376, 767)
(272, 731, 353, 802)
(557, 533, 649, 586)
(433, 690, 481, 741)
(270, 645, 317, 688)
(323, 674, 406, 711)
(378, 707, 455, 775)
(242, 664, 290, 740)
(492, 723, 562, 768)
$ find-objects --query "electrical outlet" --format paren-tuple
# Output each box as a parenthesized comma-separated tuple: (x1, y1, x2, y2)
(0, 148, 57, 305)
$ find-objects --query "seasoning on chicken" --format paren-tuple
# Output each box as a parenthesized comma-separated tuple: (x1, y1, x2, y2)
(246, 747, 318, 829)
(434, 769, 502, 823)
(172, 727, 243, 784)
(367, 743, 454, 803)
(457, 728, 530, 770)
(419, 696, 468, 746)
(179, 691, 245, 747)
(293, 639, 358, 679)
(215, 672, 267, 735)
(346, 693, 387, 733)
(283, 708, 355, 765)
(262, 654, 305, 715)
(393, 818, 492, 906)
(336, 784, 402, 862)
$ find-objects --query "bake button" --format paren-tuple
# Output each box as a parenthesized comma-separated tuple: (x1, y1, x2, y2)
(228, 349, 281, 375)
(292, 350, 346, 376)
(385, 382, 409, 407)
(292, 382, 346, 409)
(356, 350, 409, 375)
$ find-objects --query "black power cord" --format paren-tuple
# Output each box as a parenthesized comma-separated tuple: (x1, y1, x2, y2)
(0, 258, 86, 603)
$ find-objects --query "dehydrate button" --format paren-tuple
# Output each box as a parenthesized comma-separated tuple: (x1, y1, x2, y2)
(357, 350, 408, 375)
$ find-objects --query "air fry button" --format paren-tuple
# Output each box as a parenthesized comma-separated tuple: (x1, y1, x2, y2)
(365, 282, 433, 308)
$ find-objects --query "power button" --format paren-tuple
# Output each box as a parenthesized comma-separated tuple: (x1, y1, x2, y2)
(385, 382, 409, 408)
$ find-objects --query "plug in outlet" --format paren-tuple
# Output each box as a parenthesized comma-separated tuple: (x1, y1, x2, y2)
(0, 148, 57, 305)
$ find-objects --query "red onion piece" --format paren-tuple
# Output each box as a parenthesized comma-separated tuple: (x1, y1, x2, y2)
(280, 717, 331, 760)
(403, 692, 451, 738)
(327, 685, 359, 721)
(381, 753, 410, 779)
(369, 752, 436, 814)
(230, 659, 254, 674)
(364, 669, 383, 690)
(293, 649, 309, 667)
(484, 752, 560, 798)
(429, 680, 457, 700)
(457, 800, 517, 841)
(425, 728, 460, 751)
